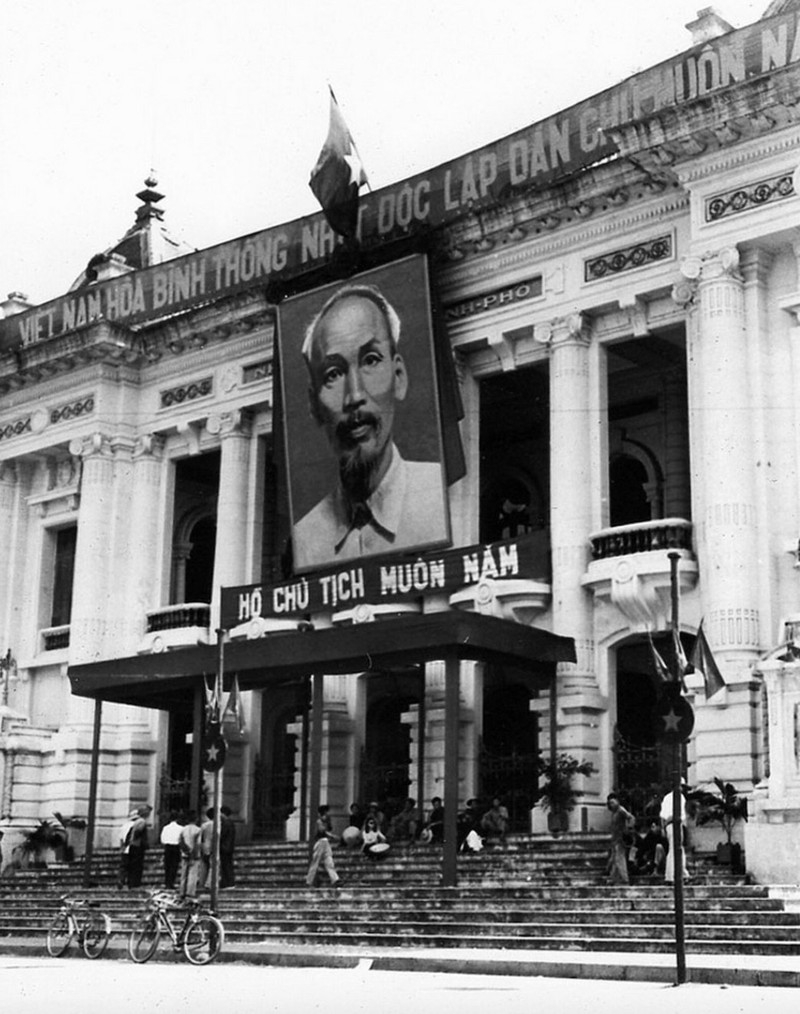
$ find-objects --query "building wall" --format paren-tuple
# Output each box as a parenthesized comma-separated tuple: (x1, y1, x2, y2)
(1, 26, 799, 877)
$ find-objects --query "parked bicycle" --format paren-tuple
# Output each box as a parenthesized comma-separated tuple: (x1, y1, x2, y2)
(45, 894, 112, 959)
(128, 889, 224, 965)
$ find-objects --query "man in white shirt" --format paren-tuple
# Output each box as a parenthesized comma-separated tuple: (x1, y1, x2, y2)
(660, 784, 689, 883)
(159, 811, 184, 890)
(294, 284, 448, 570)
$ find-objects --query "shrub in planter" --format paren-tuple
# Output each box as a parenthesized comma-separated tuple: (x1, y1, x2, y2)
(688, 777, 748, 872)
(537, 753, 596, 834)
(14, 818, 67, 869)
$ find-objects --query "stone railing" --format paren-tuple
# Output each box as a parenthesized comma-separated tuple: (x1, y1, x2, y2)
(590, 518, 693, 561)
(146, 603, 211, 633)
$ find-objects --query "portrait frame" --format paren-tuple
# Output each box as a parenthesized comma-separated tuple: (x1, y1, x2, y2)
(277, 254, 451, 573)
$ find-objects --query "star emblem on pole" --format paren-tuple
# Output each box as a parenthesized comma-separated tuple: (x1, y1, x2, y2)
(654, 683, 695, 743)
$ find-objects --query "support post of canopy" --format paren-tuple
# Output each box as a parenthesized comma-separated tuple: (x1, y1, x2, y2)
(417, 666, 426, 829)
(82, 697, 102, 887)
(669, 551, 687, 985)
(210, 629, 225, 913)
(308, 672, 324, 844)
(442, 651, 459, 887)
(191, 680, 204, 814)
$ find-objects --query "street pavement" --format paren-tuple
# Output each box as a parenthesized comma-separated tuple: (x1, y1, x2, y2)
(2, 954, 798, 1014)
(2, 934, 800, 989)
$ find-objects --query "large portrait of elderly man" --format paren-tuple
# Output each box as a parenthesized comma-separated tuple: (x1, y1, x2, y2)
(278, 255, 451, 573)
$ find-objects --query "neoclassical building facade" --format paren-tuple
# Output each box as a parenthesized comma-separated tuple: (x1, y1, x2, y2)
(1, 4, 800, 880)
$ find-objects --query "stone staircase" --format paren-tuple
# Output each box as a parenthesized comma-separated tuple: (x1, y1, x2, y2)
(2, 834, 799, 956)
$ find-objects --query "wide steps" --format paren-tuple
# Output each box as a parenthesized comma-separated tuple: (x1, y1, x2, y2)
(2, 833, 796, 957)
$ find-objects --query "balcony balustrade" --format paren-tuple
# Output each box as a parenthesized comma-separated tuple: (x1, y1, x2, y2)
(138, 602, 212, 653)
(590, 517, 693, 560)
(40, 625, 70, 652)
(584, 518, 697, 628)
(146, 603, 211, 632)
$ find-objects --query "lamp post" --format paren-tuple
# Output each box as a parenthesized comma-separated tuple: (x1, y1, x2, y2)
(0, 649, 17, 708)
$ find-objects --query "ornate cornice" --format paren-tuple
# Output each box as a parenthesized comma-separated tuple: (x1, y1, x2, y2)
(675, 125, 800, 184)
(610, 65, 800, 182)
(0, 320, 142, 396)
(438, 187, 688, 298)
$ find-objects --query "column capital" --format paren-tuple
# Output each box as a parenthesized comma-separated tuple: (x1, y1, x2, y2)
(206, 408, 253, 439)
(680, 246, 741, 283)
(534, 312, 591, 349)
(68, 432, 114, 460)
(132, 433, 166, 461)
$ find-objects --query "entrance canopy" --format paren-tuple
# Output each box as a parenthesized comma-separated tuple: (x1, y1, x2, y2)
(68, 611, 575, 709)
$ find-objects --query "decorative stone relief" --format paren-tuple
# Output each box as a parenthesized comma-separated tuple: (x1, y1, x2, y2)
(160, 377, 212, 408)
(50, 395, 94, 425)
(0, 416, 32, 443)
(584, 234, 671, 282)
(705, 171, 794, 222)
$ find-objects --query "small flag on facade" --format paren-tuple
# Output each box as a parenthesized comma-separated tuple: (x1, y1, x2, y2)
(673, 627, 690, 681)
(647, 632, 671, 683)
(222, 673, 245, 736)
(690, 621, 726, 698)
(204, 673, 219, 724)
(309, 87, 368, 240)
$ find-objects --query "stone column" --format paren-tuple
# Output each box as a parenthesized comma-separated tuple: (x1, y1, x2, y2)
(68, 433, 115, 665)
(209, 410, 252, 627)
(678, 247, 762, 786)
(123, 435, 165, 650)
(539, 314, 603, 787)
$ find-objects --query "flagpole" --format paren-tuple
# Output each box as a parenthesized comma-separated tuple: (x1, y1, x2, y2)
(211, 627, 225, 913)
(668, 551, 687, 985)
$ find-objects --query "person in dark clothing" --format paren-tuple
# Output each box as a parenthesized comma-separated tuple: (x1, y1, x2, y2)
(126, 805, 152, 888)
(457, 798, 483, 851)
(635, 819, 668, 875)
(219, 805, 237, 888)
(423, 797, 445, 843)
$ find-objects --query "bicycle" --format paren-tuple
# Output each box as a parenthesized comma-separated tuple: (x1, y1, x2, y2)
(45, 894, 112, 959)
(127, 889, 224, 966)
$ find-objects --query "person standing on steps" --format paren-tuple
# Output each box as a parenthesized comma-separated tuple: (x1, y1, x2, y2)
(306, 804, 341, 888)
(219, 805, 237, 889)
(661, 782, 689, 883)
(606, 793, 634, 885)
(159, 810, 184, 890)
(178, 809, 203, 900)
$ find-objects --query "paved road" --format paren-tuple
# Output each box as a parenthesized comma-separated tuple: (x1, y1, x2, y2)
(3, 955, 794, 1014)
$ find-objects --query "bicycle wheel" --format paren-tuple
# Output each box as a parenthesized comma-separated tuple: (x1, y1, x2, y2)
(82, 910, 112, 959)
(45, 912, 74, 957)
(183, 914, 224, 965)
(127, 913, 161, 963)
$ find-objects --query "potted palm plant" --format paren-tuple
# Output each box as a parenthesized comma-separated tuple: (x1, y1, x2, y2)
(537, 753, 596, 834)
(15, 817, 67, 869)
(689, 777, 748, 872)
